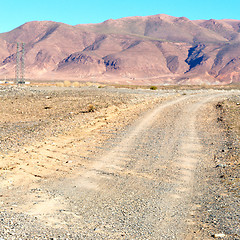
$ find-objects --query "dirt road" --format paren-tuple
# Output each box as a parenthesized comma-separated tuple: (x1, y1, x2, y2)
(0, 88, 239, 239)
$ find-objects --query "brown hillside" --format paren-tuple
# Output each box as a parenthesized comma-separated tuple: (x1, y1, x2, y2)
(0, 15, 240, 84)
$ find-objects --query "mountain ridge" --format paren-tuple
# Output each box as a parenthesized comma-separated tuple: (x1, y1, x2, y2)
(1, 14, 240, 84)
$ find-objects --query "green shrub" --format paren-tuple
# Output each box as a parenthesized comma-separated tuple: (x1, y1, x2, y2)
(150, 86, 157, 90)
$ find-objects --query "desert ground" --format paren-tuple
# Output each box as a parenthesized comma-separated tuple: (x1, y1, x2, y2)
(0, 84, 239, 239)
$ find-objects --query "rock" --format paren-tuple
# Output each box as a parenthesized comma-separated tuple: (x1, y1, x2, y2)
(213, 233, 226, 238)
(216, 164, 226, 168)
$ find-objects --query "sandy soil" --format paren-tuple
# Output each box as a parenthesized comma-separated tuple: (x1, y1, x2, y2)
(0, 86, 239, 239)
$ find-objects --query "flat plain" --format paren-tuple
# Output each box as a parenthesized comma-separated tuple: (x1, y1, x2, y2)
(0, 85, 239, 239)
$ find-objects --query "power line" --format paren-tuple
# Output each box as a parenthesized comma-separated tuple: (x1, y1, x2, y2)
(21, 43, 25, 83)
(15, 42, 25, 84)
(15, 42, 20, 83)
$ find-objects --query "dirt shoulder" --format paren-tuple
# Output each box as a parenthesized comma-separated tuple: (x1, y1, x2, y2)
(218, 97, 240, 196)
(189, 94, 240, 239)
(0, 86, 178, 190)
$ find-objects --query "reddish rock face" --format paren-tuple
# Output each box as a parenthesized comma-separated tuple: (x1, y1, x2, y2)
(0, 15, 240, 84)
(57, 52, 106, 77)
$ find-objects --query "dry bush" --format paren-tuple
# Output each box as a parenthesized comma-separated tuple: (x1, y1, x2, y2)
(87, 104, 96, 112)
(63, 80, 72, 87)
(56, 82, 64, 87)
(72, 82, 80, 88)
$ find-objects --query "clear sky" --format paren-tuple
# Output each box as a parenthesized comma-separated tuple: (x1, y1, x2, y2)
(1, 0, 240, 33)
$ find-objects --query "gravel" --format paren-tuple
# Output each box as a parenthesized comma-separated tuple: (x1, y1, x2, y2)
(0, 86, 239, 239)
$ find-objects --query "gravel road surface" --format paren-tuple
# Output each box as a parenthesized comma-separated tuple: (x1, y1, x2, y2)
(0, 87, 239, 239)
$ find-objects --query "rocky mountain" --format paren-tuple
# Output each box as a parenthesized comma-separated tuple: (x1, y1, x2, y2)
(0, 14, 240, 84)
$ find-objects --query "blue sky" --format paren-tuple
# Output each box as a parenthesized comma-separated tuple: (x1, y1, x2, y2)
(1, 0, 239, 33)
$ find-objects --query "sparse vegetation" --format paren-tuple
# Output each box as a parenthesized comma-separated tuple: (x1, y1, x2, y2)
(63, 80, 71, 87)
(150, 86, 158, 90)
(87, 104, 96, 112)
(56, 81, 80, 88)
(56, 82, 64, 87)
(72, 82, 80, 88)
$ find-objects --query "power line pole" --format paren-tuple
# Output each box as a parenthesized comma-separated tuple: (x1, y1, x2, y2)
(15, 42, 20, 84)
(21, 43, 25, 84)
(15, 42, 25, 84)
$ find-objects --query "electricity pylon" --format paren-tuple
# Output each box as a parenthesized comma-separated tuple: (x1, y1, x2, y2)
(15, 42, 25, 84)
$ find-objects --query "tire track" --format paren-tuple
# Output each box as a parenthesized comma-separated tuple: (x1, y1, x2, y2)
(65, 92, 233, 239)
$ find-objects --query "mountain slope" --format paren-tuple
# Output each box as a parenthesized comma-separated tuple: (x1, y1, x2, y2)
(0, 15, 240, 84)
(76, 15, 230, 43)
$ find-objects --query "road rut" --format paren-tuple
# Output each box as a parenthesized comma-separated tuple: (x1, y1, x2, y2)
(44, 92, 233, 239)
(1, 90, 239, 239)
